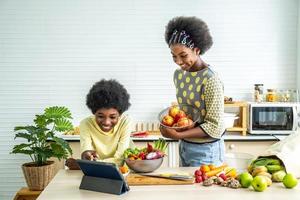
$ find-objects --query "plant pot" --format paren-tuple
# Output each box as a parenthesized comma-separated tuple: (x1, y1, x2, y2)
(22, 161, 55, 191)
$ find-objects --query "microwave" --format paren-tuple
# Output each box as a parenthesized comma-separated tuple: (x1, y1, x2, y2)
(248, 102, 300, 135)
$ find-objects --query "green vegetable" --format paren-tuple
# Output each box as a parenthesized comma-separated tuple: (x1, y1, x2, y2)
(266, 165, 283, 173)
(153, 138, 168, 153)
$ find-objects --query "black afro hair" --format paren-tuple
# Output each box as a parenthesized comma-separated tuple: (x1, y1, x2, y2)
(165, 16, 213, 55)
(86, 79, 131, 114)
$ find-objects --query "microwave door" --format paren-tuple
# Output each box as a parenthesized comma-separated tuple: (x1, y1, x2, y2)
(251, 107, 294, 134)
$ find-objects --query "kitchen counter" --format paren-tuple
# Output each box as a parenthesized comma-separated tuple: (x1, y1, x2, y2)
(37, 169, 300, 200)
(59, 132, 288, 141)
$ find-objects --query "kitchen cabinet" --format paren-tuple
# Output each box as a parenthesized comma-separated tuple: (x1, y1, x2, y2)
(225, 101, 248, 135)
(225, 141, 276, 157)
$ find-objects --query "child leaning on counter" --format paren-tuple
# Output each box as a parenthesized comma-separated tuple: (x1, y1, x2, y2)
(65, 79, 132, 170)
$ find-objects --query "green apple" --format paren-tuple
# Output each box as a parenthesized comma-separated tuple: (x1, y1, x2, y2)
(283, 173, 298, 189)
(251, 176, 268, 192)
(239, 172, 253, 188)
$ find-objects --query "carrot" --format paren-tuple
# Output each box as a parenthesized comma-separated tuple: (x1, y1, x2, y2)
(205, 164, 228, 177)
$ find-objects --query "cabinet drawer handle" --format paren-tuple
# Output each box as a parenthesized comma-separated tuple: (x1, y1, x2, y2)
(229, 144, 235, 149)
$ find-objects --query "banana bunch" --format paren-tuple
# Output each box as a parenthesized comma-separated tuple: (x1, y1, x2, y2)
(248, 157, 286, 184)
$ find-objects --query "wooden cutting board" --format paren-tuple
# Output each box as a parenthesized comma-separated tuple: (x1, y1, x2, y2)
(126, 174, 194, 185)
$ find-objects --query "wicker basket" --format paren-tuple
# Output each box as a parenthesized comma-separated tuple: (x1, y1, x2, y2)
(22, 161, 55, 191)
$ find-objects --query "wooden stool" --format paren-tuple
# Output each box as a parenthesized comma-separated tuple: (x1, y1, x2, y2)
(13, 187, 42, 200)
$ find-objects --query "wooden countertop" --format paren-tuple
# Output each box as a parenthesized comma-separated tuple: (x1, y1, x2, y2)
(37, 169, 300, 200)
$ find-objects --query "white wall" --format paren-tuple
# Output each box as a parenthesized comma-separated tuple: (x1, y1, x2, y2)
(298, 0, 300, 92)
(0, 0, 298, 199)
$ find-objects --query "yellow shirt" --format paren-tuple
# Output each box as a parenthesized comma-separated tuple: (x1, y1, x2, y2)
(80, 114, 131, 166)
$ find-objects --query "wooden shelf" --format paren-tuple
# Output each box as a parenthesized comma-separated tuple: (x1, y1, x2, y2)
(13, 187, 42, 200)
(225, 101, 248, 136)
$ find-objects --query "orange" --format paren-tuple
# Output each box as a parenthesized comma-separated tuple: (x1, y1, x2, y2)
(200, 165, 210, 173)
(208, 164, 216, 170)
(119, 165, 129, 174)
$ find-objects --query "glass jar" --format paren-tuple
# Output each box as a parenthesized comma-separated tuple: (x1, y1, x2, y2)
(254, 84, 264, 102)
(266, 89, 276, 102)
(280, 90, 291, 102)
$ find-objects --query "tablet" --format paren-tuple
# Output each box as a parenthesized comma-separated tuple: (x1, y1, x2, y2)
(77, 159, 125, 181)
(76, 159, 130, 195)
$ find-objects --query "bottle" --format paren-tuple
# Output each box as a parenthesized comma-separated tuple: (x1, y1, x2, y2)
(254, 84, 264, 102)
(266, 89, 276, 102)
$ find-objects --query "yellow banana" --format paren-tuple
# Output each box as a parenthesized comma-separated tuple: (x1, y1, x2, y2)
(256, 171, 272, 179)
(252, 166, 268, 177)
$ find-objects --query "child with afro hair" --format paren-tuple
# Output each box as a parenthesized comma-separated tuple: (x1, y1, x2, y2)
(160, 16, 225, 167)
(66, 79, 132, 169)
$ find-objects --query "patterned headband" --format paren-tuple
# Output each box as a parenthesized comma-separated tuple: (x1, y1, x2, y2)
(168, 30, 195, 49)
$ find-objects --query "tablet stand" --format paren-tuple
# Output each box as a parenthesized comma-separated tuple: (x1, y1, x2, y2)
(79, 175, 128, 195)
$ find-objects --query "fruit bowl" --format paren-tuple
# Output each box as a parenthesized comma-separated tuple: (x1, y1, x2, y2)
(158, 104, 200, 132)
(124, 157, 163, 173)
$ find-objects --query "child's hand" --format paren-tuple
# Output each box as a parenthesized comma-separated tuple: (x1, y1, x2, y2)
(81, 150, 99, 161)
(65, 158, 80, 170)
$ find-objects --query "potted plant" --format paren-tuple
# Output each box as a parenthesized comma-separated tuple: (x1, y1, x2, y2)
(11, 106, 73, 190)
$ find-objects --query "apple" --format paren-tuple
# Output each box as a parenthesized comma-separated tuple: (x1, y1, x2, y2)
(174, 110, 187, 122)
(239, 172, 253, 188)
(201, 174, 208, 181)
(177, 117, 189, 127)
(195, 176, 203, 183)
(251, 176, 268, 192)
(194, 169, 202, 177)
(283, 173, 298, 189)
(162, 115, 174, 127)
(168, 106, 180, 118)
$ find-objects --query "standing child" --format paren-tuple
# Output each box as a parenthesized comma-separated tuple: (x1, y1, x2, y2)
(66, 79, 132, 169)
(160, 16, 225, 167)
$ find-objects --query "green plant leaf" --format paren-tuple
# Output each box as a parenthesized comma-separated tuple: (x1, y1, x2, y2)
(44, 106, 72, 119)
(50, 143, 67, 160)
(14, 125, 37, 132)
(11, 149, 35, 155)
(51, 136, 73, 156)
(14, 132, 36, 142)
(54, 119, 73, 132)
(11, 143, 34, 153)
(34, 115, 49, 128)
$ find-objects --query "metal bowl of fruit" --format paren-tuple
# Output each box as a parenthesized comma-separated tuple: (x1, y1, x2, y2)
(125, 157, 163, 173)
(158, 104, 201, 132)
(123, 139, 167, 173)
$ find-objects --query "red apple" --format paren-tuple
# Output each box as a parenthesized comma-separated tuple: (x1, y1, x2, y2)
(177, 117, 189, 127)
(168, 106, 180, 118)
(174, 110, 187, 122)
(162, 115, 174, 127)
